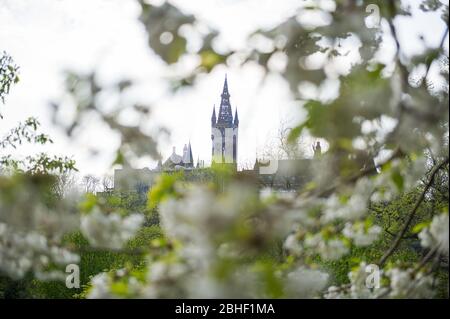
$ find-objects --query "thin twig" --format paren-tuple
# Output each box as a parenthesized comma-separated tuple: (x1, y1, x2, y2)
(413, 245, 440, 273)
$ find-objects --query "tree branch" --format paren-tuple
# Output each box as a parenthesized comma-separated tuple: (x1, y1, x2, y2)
(379, 157, 449, 266)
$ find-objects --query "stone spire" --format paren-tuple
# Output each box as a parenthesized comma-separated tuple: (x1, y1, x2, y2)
(211, 104, 216, 126)
(234, 108, 239, 126)
(155, 152, 163, 170)
(181, 142, 194, 167)
(188, 141, 193, 167)
(183, 144, 188, 159)
(217, 75, 233, 126)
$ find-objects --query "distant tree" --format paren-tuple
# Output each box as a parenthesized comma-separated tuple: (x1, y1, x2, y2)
(82, 175, 100, 194)
(101, 175, 114, 192)
(0, 53, 76, 174)
(52, 172, 77, 198)
(261, 119, 307, 160)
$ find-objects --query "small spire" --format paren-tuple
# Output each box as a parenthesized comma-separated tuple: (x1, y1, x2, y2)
(182, 143, 190, 166)
(234, 107, 239, 126)
(188, 141, 193, 167)
(211, 104, 216, 125)
(156, 156, 162, 170)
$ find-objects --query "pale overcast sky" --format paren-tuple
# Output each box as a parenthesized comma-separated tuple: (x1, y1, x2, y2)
(0, 0, 448, 177)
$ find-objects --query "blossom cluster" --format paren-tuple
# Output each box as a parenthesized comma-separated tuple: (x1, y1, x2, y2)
(0, 222, 79, 280)
(81, 208, 144, 249)
(419, 213, 449, 256)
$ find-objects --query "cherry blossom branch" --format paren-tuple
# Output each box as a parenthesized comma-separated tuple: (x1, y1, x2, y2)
(304, 147, 402, 199)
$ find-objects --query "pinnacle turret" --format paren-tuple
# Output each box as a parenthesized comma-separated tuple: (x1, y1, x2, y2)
(234, 108, 239, 126)
(188, 141, 193, 167)
(211, 105, 216, 126)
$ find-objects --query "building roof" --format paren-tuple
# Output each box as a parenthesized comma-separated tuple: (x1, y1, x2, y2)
(162, 143, 195, 170)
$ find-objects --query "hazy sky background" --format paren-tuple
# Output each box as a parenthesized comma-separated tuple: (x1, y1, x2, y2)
(0, 0, 448, 178)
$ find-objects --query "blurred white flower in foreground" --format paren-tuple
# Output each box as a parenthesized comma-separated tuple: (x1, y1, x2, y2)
(81, 208, 144, 249)
(419, 213, 449, 256)
(343, 222, 382, 246)
(283, 233, 303, 256)
(387, 268, 433, 298)
(304, 233, 349, 260)
(326, 264, 375, 299)
(285, 267, 329, 298)
(0, 222, 79, 279)
(88, 273, 113, 299)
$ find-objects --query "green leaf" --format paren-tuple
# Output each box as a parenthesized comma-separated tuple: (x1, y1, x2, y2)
(113, 150, 125, 165)
(253, 261, 283, 298)
(147, 173, 182, 209)
(412, 221, 431, 234)
(110, 281, 128, 296)
(79, 193, 98, 213)
(167, 36, 187, 64)
(200, 51, 226, 72)
(287, 124, 305, 144)
(391, 170, 404, 192)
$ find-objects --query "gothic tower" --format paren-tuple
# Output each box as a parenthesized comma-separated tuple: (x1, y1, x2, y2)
(211, 75, 239, 165)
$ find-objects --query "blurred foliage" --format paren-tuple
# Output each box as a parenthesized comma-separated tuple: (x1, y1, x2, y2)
(1, 0, 449, 299)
